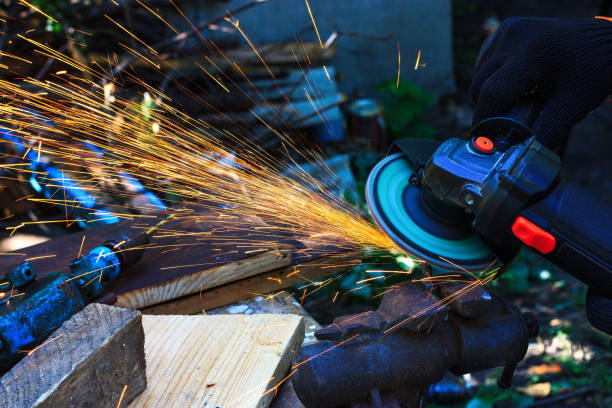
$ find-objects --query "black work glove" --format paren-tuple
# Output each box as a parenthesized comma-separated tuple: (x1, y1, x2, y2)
(470, 17, 612, 149)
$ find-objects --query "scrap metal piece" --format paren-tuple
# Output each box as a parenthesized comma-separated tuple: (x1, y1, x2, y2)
(315, 283, 447, 343)
(436, 281, 492, 318)
(377, 283, 447, 332)
(316, 311, 385, 341)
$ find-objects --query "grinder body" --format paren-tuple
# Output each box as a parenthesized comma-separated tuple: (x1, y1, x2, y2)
(418, 136, 612, 296)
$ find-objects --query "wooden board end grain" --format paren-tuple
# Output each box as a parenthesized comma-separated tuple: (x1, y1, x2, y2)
(0, 303, 146, 408)
(129, 314, 304, 408)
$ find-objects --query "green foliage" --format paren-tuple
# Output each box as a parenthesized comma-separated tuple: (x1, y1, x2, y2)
(468, 382, 534, 408)
(348, 151, 382, 208)
(33, 0, 71, 31)
(375, 80, 437, 140)
(497, 259, 530, 294)
(492, 249, 558, 294)
(336, 249, 425, 305)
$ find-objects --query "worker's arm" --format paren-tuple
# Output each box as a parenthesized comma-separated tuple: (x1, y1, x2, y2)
(470, 17, 612, 150)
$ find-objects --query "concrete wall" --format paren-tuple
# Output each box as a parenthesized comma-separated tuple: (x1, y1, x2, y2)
(183, 0, 455, 97)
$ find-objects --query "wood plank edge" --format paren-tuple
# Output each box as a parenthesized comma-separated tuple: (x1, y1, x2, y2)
(140, 249, 361, 315)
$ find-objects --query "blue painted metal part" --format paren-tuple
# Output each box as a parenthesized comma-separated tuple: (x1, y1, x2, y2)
(1, 126, 118, 227)
(0, 271, 87, 371)
(0, 228, 149, 371)
(1, 109, 167, 227)
(69, 245, 121, 298)
(6, 262, 36, 288)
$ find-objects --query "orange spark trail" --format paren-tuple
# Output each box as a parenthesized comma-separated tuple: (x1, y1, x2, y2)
(305, 0, 323, 48)
(104, 14, 158, 55)
(24, 334, 64, 355)
(196, 63, 230, 93)
(396, 42, 401, 87)
(19, 0, 58, 23)
(414, 49, 421, 70)
(323, 65, 332, 82)
(293, 334, 360, 368)
(116, 385, 128, 408)
(225, 17, 276, 79)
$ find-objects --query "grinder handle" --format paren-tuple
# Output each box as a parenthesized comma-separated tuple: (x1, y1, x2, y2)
(518, 181, 612, 295)
(471, 95, 542, 151)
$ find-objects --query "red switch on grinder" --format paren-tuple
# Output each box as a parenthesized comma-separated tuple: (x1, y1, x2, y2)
(511, 216, 556, 254)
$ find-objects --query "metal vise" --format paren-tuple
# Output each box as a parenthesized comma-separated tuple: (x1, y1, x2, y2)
(291, 281, 538, 408)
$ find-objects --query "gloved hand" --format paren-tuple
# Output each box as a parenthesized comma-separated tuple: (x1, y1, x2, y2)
(470, 17, 612, 149)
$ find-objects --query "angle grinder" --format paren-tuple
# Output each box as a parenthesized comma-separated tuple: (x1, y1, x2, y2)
(366, 103, 612, 333)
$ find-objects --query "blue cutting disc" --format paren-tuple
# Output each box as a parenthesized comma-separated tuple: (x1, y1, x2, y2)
(366, 153, 497, 272)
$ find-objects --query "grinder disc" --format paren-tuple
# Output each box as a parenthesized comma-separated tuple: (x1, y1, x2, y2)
(366, 153, 497, 272)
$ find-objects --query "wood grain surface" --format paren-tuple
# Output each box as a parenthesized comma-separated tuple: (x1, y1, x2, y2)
(129, 314, 304, 408)
(142, 248, 361, 315)
(1, 216, 293, 310)
(2, 211, 360, 311)
(0, 303, 146, 408)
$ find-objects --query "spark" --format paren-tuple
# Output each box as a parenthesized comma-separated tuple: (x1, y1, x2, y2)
(196, 62, 230, 93)
(77, 235, 86, 258)
(104, 14, 158, 55)
(0, 51, 32, 64)
(323, 65, 331, 82)
(225, 17, 275, 78)
(24, 254, 56, 261)
(116, 385, 128, 408)
(414, 49, 421, 70)
(117, 42, 161, 69)
(372, 287, 396, 299)
(396, 42, 401, 87)
(23, 334, 64, 355)
(305, 0, 323, 48)
(15, 194, 33, 202)
(134, 0, 180, 35)
(356, 276, 384, 284)
(293, 333, 360, 368)
(18, 0, 58, 23)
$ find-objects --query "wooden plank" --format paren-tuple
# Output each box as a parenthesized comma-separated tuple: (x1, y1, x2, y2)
(141, 248, 361, 315)
(2, 210, 359, 312)
(129, 314, 304, 408)
(0, 303, 146, 408)
(1, 216, 292, 310)
(207, 290, 322, 347)
(114, 249, 290, 309)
